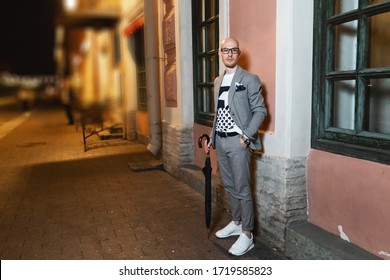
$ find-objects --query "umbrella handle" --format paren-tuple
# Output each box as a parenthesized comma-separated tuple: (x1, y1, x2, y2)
(198, 134, 210, 148)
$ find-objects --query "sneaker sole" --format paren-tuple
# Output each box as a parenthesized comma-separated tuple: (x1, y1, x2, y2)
(215, 231, 241, 238)
(229, 243, 255, 256)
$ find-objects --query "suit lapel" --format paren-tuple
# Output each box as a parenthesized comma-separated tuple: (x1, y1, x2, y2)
(228, 66, 243, 106)
(214, 73, 224, 109)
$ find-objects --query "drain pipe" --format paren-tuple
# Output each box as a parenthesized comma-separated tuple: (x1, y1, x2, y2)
(144, 0, 162, 156)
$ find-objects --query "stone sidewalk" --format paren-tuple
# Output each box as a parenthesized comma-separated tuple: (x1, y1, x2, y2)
(0, 101, 286, 260)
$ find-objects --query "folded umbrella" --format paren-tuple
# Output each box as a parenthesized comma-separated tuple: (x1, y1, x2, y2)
(198, 134, 212, 238)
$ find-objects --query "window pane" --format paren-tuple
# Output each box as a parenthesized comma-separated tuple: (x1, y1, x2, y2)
(202, 88, 209, 112)
(196, 0, 205, 22)
(210, 89, 215, 114)
(364, 78, 390, 134)
(334, 20, 358, 71)
(200, 57, 206, 83)
(201, 88, 207, 113)
(331, 80, 356, 130)
(207, 22, 216, 51)
(196, 88, 203, 112)
(206, 0, 216, 18)
(368, 12, 390, 68)
(334, 0, 358, 15)
(210, 55, 216, 81)
(198, 27, 205, 53)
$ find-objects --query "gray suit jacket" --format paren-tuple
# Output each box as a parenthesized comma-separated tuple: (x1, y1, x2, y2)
(211, 65, 267, 151)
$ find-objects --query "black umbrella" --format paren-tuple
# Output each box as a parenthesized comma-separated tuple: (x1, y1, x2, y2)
(198, 134, 212, 238)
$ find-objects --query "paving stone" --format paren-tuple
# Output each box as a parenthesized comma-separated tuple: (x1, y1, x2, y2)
(0, 103, 286, 260)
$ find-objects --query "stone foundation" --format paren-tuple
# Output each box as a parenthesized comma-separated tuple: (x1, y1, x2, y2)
(253, 154, 308, 250)
(124, 110, 137, 140)
(162, 122, 194, 178)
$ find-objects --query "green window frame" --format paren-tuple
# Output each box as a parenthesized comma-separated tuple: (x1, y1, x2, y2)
(192, 0, 219, 126)
(312, 0, 390, 164)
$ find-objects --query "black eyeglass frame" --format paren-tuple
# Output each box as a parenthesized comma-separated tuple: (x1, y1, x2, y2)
(220, 47, 240, 54)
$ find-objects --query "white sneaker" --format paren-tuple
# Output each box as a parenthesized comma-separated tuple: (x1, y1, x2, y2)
(228, 233, 254, 256)
(215, 221, 242, 238)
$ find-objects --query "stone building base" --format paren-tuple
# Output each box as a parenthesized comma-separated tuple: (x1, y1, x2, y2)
(285, 222, 381, 259)
(124, 110, 137, 141)
(162, 122, 194, 178)
(253, 154, 308, 250)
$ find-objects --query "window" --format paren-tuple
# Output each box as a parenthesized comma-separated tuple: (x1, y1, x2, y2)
(312, 0, 390, 164)
(192, 0, 219, 125)
(134, 26, 147, 111)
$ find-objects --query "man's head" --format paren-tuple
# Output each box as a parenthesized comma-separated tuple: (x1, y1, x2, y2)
(219, 37, 241, 71)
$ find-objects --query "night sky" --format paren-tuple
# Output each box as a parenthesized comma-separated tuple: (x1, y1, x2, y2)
(0, 1, 57, 76)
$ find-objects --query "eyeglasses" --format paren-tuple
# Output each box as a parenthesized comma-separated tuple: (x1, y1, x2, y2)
(220, 48, 240, 54)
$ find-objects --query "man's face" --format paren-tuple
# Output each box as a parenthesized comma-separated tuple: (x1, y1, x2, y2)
(219, 39, 241, 69)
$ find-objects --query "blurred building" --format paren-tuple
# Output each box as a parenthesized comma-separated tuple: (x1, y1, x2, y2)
(55, 0, 390, 260)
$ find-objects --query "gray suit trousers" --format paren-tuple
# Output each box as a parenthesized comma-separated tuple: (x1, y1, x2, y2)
(215, 134, 254, 231)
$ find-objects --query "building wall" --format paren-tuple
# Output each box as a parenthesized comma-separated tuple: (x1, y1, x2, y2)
(193, 0, 313, 251)
(119, 0, 389, 258)
(307, 150, 390, 259)
(192, 0, 389, 258)
(162, 0, 195, 174)
(120, 0, 145, 141)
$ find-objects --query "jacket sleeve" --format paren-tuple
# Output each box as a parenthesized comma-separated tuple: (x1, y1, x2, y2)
(240, 74, 267, 140)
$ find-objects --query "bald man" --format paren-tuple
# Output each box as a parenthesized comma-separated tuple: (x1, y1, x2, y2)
(205, 37, 267, 256)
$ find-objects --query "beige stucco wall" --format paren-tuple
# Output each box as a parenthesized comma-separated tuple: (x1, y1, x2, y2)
(307, 149, 390, 259)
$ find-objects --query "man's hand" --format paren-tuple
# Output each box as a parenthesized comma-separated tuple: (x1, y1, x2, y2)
(240, 134, 250, 148)
(204, 139, 212, 154)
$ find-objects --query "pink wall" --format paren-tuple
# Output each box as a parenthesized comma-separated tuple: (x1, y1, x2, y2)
(307, 149, 390, 259)
(230, 0, 276, 132)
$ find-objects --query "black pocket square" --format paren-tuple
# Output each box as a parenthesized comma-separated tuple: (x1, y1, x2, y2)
(235, 83, 246, 91)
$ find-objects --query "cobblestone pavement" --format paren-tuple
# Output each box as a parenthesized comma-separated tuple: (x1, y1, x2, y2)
(0, 99, 286, 260)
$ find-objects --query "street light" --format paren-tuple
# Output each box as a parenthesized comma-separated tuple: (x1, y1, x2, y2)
(63, 0, 78, 11)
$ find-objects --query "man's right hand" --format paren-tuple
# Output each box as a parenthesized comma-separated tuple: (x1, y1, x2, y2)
(204, 139, 211, 154)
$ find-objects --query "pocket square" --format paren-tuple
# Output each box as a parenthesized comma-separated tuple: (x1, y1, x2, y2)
(235, 82, 246, 91)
